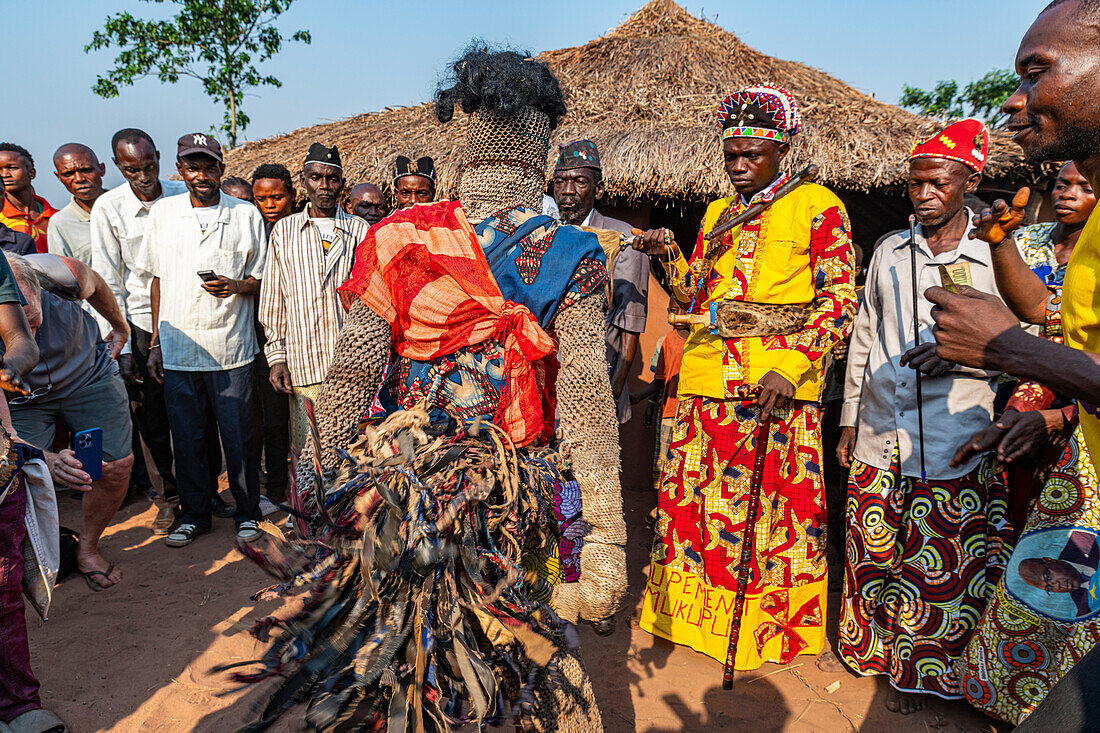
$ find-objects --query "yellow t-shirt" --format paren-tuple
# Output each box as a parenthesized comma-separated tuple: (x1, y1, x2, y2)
(1062, 208, 1100, 465)
(664, 182, 856, 403)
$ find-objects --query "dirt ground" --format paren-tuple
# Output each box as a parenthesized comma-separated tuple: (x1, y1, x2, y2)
(26, 478, 1014, 733)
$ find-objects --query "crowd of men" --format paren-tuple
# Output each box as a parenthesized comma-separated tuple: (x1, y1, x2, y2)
(2, 0, 1100, 730)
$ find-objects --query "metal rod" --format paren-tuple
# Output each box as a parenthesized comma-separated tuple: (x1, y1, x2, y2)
(908, 216, 927, 483)
(722, 411, 773, 689)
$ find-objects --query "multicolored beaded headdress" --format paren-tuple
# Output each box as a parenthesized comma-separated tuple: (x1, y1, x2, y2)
(717, 84, 802, 144)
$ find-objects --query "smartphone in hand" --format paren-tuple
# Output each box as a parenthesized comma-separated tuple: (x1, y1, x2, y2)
(74, 428, 103, 482)
(197, 270, 219, 283)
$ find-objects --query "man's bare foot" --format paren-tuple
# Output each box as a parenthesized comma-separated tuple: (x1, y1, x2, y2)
(76, 551, 121, 589)
(815, 650, 846, 672)
(885, 688, 924, 715)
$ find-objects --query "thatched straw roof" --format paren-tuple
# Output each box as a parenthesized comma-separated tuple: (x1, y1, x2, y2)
(226, 0, 1031, 201)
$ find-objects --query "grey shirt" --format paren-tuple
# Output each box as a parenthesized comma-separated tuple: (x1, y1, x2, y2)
(47, 197, 94, 265)
(585, 209, 650, 423)
(841, 213, 1003, 480)
(2, 254, 117, 402)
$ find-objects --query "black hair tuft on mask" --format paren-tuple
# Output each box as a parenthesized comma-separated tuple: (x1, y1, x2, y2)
(435, 44, 567, 130)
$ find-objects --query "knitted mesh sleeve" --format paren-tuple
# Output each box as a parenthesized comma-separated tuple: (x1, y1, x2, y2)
(550, 291, 627, 623)
(298, 299, 392, 488)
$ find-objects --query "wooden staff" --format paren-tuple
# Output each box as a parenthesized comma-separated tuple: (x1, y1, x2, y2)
(704, 164, 820, 243)
(722, 406, 773, 690)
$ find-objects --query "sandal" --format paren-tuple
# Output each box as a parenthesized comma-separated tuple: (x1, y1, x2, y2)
(79, 564, 117, 592)
(5, 708, 68, 732)
(165, 523, 210, 548)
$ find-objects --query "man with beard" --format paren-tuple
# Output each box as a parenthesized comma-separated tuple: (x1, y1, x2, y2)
(929, 0, 1100, 460)
(552, 140, 649, 422)
(91, 128, 189, 533)
(0, 144, 56, 253)
(47, 144, 106, 264)
(393, 155, 435, 208)
(259, 144, 368, 471)
(924, 2, 1100, 728)
(142, 133, 267, 548)
(344, 182, 386, 226)
(836, 119, 1013, 715)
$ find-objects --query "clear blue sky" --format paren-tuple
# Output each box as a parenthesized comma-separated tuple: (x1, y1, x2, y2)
(13, 0, 1043, 204)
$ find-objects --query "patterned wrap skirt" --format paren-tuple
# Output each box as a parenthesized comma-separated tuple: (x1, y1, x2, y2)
(639, 396, 828, 670)
(839, 448, 1014, 698)
(961, 426, 1100, 724)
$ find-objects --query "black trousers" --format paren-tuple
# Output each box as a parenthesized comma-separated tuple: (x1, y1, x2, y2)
(130, 324, 222, 502)
(253, 352, 290, 500)
(130, 324, 179, 501)
(164, 364, 260, 528)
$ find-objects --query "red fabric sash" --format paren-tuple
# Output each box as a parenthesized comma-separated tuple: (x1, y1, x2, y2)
(339, 201, 555, 446)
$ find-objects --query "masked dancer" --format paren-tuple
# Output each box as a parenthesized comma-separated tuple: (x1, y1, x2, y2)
(228, 47, 626, 732)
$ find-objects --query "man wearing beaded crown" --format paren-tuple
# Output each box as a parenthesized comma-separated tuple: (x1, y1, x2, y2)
(633, 84, 857, 672)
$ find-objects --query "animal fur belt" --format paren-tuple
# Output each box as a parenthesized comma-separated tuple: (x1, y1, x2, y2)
(668, 301, 811, 338)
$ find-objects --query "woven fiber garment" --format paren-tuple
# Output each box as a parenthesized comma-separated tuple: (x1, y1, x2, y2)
(460, 107, 550, 224)
(226, 408, 602, 731)
(242, 284, 621, 732)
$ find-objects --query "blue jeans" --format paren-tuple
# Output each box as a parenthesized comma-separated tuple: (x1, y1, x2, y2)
(164, 364, 260, 528)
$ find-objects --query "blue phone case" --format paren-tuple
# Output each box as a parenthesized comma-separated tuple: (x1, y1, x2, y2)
(74, 428, 103, 482)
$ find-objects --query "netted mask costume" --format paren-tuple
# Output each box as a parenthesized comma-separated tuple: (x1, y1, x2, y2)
(437, 50, 566, 223)
(459, 107, 550, 223)
(229, 48, 623, 733)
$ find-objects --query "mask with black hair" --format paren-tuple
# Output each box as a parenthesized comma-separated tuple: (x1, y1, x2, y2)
(435, 45, 567, 223)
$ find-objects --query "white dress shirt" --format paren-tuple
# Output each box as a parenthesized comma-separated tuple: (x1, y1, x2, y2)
(259, 209, 368, 386)
(841, 212, 1003, 480)
(90, 179, 188, 349)
(139, 192, 267, 372)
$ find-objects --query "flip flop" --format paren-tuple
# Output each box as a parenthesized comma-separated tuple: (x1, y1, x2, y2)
(79, 564, 117, 592)
(5, 708, 68, 732)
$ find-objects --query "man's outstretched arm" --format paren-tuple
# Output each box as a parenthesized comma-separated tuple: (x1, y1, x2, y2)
(928, 285, 1100, 404)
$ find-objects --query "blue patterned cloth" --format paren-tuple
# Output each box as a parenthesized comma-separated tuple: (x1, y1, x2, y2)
(380, 205, 608, 431)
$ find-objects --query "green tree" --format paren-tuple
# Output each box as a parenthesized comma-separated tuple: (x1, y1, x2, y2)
(900, 69, 1019, 128)
(86, 0, 310, 148)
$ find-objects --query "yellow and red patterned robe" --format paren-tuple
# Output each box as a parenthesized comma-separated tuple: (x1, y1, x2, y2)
(639, 176, 856, 669)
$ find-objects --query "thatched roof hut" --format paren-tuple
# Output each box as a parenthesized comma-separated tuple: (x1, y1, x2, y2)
(226, 0, 1035, 243)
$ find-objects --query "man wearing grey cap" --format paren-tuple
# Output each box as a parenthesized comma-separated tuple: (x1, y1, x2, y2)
(259, 142, 368, 470)
(140, 133, 267, 548)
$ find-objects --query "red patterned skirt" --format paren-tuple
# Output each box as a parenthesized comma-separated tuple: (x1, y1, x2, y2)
(638, 396, 828, 669)
(839, 449, 1013, 698)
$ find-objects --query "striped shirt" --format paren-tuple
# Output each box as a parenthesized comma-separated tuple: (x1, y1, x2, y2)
(259, 208, 369, 386)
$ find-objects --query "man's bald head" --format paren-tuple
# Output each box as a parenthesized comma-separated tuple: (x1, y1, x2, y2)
(346, 182, 386, 226)
(53, 143, 106, 209)
(53, 143, 98, 168)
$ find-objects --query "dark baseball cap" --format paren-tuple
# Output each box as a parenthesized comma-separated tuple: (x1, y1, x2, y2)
(177, 133, 223, 162)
